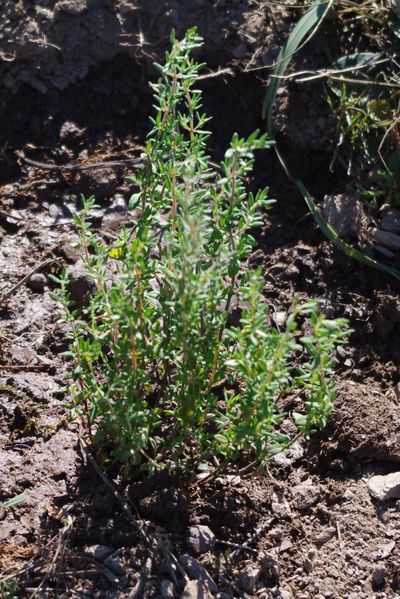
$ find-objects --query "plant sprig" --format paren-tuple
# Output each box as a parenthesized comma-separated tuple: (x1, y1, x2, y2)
(52, 28, 348, 473)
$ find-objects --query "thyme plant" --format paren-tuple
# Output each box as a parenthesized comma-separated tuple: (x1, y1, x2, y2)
(53, 29, 348, 472)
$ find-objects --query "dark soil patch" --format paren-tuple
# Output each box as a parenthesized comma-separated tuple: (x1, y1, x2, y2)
(1, 3, 400, 599)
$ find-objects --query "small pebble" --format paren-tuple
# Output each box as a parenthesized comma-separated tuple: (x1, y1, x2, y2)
(291, 481, 320, 510)
(103, 555, 126, 577)
(368, 472, 400, 501)
(372, 566, 385, 587)
(48, 203, 62, 218)
(84, 545, 113, 561)
(303, 557, 313, 574)
(314, 526, 336, 546)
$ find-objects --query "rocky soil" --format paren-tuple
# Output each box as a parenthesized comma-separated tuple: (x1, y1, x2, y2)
(1, 2, 400, 598)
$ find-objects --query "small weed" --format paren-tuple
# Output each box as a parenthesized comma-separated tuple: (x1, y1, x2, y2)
(52, 28, 348, 473)
(263, 0, 400, 279)
(0, 580, 18, 599)
(3, 494, 26, 508)
(327, 2, 400, 204)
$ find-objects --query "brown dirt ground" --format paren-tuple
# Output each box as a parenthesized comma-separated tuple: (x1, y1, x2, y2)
(1, 2, 400, 598)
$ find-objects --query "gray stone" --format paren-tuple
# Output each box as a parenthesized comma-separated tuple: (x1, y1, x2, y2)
(180, 580, 212, 599)
(368, 472, 400, 501)
(49, 203, 62, 218)
(272, 442, 304, 467)
(160, 579, 175, 599)
(103, 555, 126, 576)
(84, 544, 113, 561)
(237, 567, 261, 593)
(373, 540, 395, 560)
(187, 525, 216, 555)
(59, 120, 83, 143)
(323, 193, 365, 237)
(27, 272, 47, 292)
(380, 207, 400, 233)
(11, 345, 36, 365)
(372, 228, 400, 250)
(56, 0, 88, 15)
(291, 481, 320, 510)
(314, 526, 336, 546)
(179, 554, 218, 594)
(372, 566, 385, 587)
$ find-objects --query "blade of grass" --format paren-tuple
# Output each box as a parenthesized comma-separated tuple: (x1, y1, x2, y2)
(263, 0, 334, 126)
(263, 0, 400, 281)
(4, 494, 26, 508)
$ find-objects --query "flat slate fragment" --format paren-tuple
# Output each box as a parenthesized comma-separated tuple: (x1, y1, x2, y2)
(368, 472, 400, 501)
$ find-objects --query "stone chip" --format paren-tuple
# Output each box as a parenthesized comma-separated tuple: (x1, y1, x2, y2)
(368, 472, 400, 501)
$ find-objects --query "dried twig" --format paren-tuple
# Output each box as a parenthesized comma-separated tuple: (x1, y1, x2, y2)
(0, 364, 49, 371)
(28, 516, 74, 599)
(128, 557, 152, 599)
(215, 538, 258, 553)
(230, 518, 274, 559)
(16, 150, 146, 172)
(0, 257, 56, 304)
(79, 436, 182, 591)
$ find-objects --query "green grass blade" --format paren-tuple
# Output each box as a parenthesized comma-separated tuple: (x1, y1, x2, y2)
(263, 0, 400, 281)
(4, 493, 26, 508)
(263, 0, 334, 127)
(275, 144, 400, 281)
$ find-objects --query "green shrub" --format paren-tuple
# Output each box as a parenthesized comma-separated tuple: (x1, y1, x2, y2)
(52, 28, 348, 473)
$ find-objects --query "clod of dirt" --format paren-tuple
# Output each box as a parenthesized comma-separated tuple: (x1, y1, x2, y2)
(310, 381, 400, 468)
(372, 566, 386, 588)
(140, 489, 189, 533)
(56, 0, 88, 16)
(187, 524, 216, 555)
(66, 260, 96, 309)
(270, 490, 292, 518)
(323, 193, 367, 237)
(59, 120, 84, 143)
(1, 0, 283, 94)
(79, 168, 119, 200)
(91, 486, 115, 514)
(260, 553, 279, 587)
(368, 472, 400, 501)
(27, 272, 47, 292)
